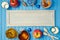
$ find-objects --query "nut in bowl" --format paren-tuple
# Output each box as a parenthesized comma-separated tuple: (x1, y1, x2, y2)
(42, 0, 52, 8)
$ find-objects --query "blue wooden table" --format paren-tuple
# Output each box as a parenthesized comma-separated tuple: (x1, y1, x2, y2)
(0, 0, 60, 40)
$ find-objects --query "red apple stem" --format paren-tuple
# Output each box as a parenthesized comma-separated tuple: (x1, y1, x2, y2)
(12, 0, 14, 3)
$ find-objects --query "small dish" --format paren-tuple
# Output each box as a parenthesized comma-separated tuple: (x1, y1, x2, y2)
(41, 0, 52, 8)
(27, 0, 37, 6)
(18, 30, 29, 40)
(6, 28, 18, 39)
(51, 27, 59, 34)
(2, 2, 9, 9)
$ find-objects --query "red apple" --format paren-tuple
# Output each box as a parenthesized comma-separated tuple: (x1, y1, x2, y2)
(10, 0, 18, 7)
(33, 29, 43, 38)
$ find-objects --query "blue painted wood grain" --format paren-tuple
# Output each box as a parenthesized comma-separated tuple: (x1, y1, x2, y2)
(0, 0, 60, 40)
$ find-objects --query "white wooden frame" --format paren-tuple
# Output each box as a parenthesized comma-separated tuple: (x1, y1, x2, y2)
(6, 10, 55, 26)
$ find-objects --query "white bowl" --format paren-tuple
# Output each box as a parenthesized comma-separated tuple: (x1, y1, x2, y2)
(51, 27, 59, 34)
(2, 2, 9, 9)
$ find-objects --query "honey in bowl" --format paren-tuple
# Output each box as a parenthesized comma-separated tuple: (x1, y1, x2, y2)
(18, 30, 29, 40)
(6, 28, 18, 39)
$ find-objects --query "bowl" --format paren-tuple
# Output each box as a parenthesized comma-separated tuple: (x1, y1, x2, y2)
(18, 30, 29, 40)
(41, 0, 52, 8)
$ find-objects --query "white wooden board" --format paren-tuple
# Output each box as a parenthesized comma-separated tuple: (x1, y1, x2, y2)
(6, 10, 55, 26)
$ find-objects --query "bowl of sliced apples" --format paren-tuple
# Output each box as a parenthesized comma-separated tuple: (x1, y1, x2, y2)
(41, 0, 52, 8)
